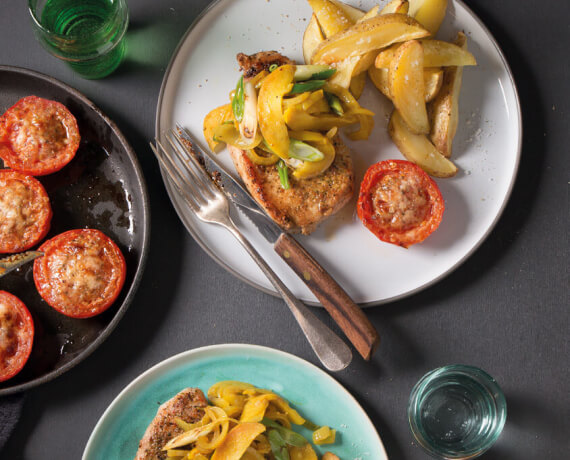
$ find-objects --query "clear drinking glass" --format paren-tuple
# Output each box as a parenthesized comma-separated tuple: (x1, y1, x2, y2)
(28, 0, 129, 79)
(408, 364, 507, 459)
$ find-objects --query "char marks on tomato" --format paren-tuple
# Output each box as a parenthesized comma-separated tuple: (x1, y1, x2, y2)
(228, 134, 354, 234)
(33, 229, 126, 318)
(0, 170, 52, 254)
(135, 388, 208, 460)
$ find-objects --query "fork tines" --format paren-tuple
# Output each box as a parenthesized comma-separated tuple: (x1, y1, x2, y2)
(150, 130, 226, 215)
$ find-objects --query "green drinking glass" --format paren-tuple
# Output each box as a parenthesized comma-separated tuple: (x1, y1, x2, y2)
(28, 0, 129, 79)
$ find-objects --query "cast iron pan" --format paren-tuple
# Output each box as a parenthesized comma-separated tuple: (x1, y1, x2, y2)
(0, 66, 150, 395)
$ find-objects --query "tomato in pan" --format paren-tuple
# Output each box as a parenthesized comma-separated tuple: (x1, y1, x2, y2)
(0, 169, 52, 254)
(0, 96, 80, 176)
(34, 229, 126, 319)
(357, 159, 444, 248)
(0, 291, 34, 382)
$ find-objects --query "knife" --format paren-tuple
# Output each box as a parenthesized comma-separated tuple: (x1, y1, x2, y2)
(0, 251, 43, 278)
(174, 126, 380, 360)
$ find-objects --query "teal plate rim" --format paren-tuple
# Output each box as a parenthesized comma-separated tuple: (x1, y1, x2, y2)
(82, 344, 388, 460)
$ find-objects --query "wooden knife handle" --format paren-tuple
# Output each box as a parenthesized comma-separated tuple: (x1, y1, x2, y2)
(274, 233, 380, 360)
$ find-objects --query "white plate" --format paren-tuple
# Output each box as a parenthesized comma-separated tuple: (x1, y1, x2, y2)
(156, 0, 521, 305)
(82, 344, 388, 460)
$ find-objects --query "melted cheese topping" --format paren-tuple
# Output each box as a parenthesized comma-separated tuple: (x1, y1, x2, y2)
(0, 300, 22, 367)
(42, 232, 121, 315)
(10, 106, 70, 162)
(0, 179, 36, 240)
(371, 172, 429, 231)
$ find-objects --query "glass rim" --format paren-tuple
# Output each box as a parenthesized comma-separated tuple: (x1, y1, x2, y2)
(407, 364, 507, 459)
(28, 0, 127, 39)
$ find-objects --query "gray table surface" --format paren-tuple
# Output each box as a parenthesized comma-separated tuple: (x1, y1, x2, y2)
(1, 0, 568, 459)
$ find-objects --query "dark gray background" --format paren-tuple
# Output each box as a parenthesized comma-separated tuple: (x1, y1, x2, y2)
(1, 0, 568, 458)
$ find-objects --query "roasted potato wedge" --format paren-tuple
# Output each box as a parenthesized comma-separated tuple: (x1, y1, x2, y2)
(307, 0, 353, 37)
(311, 14, 430, 64)
(326, 6, 380, 88)
(349, 72, 367, 99)
(329, 0, 365, 22)
(303, 14, 325, 63)
(368, 67, 391, 98)
(380, 0, 410, 15)
(389, 40, 429, 134)
(423, 67, 444, 102)
(409, 0, 448, 35)
(428, 32, 467, 157)
(375, 39, 476, 68)
(389, 110, 457, 177)
(369, 66, 443, 102)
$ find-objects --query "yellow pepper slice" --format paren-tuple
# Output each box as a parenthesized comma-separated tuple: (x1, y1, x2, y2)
(212, 123, 262, 149)
(312, 425, 336, 445)
(203, 103, 234, 152)
(246, 148, 279, 166)
(282, 92, 313, 111)
(323, 82, 374, 139)
(211, 423, 266, 460)
(289, 131, 336, 179)
(258, 64, 295, 159)
(290, 443, 319, 460)
(284, 106, 359, 131)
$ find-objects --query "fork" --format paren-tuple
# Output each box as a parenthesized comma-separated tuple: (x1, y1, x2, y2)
(150, 131, 353, 372)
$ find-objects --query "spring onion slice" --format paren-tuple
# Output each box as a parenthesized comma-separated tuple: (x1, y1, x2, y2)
(289, 80, 327, 94)
(294, 65, 336, 81)
(232, 76, 244, 122)
(288, 139, 325, 162)
(262, 419, 308, 447)
(239, 80, 258, 145)
(276, 160, 290, 190)
(324, 91, 344, 116)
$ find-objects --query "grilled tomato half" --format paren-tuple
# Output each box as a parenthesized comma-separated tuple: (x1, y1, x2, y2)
(357, 159, 444, 248)
(0, 96, 80, 176)
(0, 291, 34, 382)
(33, 229, 126, 318)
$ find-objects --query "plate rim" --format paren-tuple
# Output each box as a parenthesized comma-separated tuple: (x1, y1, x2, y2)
(0, 65, 151, 396)
(155, 0, 522, 307)
(82, 343, 388, 460)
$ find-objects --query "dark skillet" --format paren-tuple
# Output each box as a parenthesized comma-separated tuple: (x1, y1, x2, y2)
(0, 66, 150, 395)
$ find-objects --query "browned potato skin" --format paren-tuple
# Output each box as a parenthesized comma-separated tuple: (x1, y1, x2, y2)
(303, 13, 324, 64)
(389, 40, 430, 134)
(311, 14, 430, 64)
(380, 0, 410, 15)
(369, 65, 443, 102)
(389, 110, 458, 177)
(375, 39, 476, 68)
(428, 31, 467, 157)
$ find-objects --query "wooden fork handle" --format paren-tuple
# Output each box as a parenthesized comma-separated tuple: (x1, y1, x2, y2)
(274, 233, 380, 360)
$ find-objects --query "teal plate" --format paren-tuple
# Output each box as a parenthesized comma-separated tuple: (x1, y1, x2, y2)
(82, 344, 388, 460)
